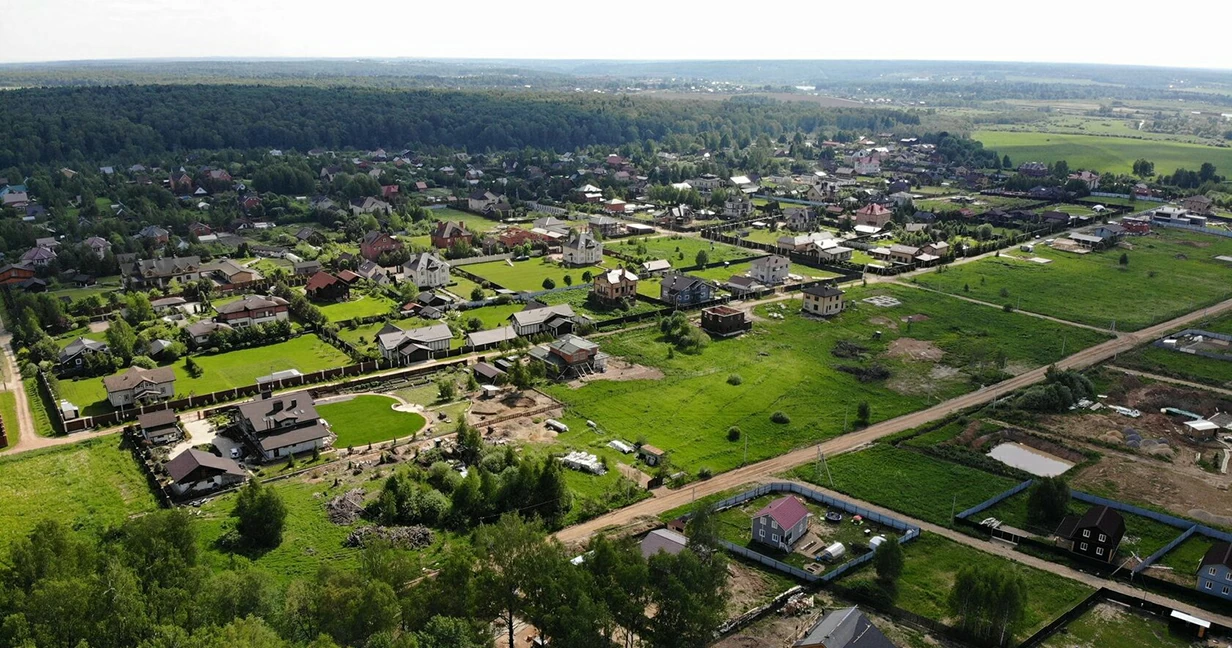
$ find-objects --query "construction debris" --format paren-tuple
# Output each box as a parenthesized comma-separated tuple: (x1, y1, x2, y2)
(326, 488, 367, 525)
(345, 525, 434, 549)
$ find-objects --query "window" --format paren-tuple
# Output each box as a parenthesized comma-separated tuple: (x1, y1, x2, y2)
(758, 529, 764, 539)
(771, 534, 779, 543)
(1098, 534, 1106, 542)
(1206, 581, 1213, 590)
(1096, 547, 1104, 557)
(771, 521, 778, 530)
(1080, 542, 1088, 551)
(1210, 567, 1218, 576)
(1224, 587, 1230, 596)
(1082, 530, 1090, 538)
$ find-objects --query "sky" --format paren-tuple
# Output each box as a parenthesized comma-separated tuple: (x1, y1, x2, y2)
(1, 0, 1230, 69)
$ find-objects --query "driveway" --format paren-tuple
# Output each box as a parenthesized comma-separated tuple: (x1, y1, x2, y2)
(171, 416, 242, 460)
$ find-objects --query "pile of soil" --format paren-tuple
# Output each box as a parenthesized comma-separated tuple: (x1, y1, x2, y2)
(345, 525, 434, 549)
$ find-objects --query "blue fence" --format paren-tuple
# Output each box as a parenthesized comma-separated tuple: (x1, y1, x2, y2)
(706, 482, 920, 584)
(955, 479, 1034, 520)
(1135, 525, 1199, 574)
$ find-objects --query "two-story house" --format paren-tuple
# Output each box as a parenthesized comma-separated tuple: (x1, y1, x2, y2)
(563, 230, 603, 266)
(528, 334, 608, 378)
(850, 203, 893, 230)
(131, 256, 202, 289)
(376, 322, 454, 363)
(591, 268, 638, 303)
(750, 255, 790, 285)
(752, 496, 810, 552)
(402, 252, 451, 289)
(359, 231, 403, 261)
(236, 392, 333, 462)
(1055, 505, 1125, 563)
(103, 366, 176, 408)
(305, 271, 350, 302)
(509, 304, 577, 336)
(431, 221, 473, 250)
(84, 236, 112, 260)
(214, 295, 290, 328)
(467, 190, 501, 212)
(57, 337, 109, 374)
(1198, 542, 1232, 601)
(136, 408, 184, 445)
(659, 272, 713, 307)
(802, 285, 844, 316)
(165, 449, 246, 497)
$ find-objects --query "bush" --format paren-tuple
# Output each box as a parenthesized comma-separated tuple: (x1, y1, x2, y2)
(698, 467, 712, 480)
(727, 426, 741, 442)
(770, 411, 790, 424)
(726, 373, 743, 385)
(1002, 303, 1014, 312)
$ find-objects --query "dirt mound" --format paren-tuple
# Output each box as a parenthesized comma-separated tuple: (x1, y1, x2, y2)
(326, 488, 367, 525)
(885, 338, 944, 362)
(868, 316, 898, 331)
(345, 525, 434, 549)
(567, 358, 664, 388)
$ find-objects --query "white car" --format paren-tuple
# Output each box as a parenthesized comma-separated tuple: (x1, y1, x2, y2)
(229, 447, 241, 459)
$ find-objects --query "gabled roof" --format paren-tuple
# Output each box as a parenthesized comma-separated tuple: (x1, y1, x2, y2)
(466, 326, 519, 347)
(511, 304, 575, 328)
(376, 323, 453, 352)
(137, 408, 179, 430)
(1058, 505, 1125, 540)
(754, 496, 809, 530)
(216, 294, 288, 315)
(136, 256, 200, 276)
(259, 423, 331, 451)
(661, 272, 710, 295)
(305, 271, 342, 292)
(794, 607, 895, 648)
(103, 366, 175, 392)
(640, 528, 689, 559)
(185, 320, 231, 338)
(432, 221, 471, 238)
(597, 268, 638, 284)
(1202, 542, 1232, 569)
(166, 449, 245, 483)
(237, 392, 319, 431)
(404, 252, 449, 273)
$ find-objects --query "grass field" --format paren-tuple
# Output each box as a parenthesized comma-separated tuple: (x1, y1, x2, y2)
(613, 235, 756, 265)
(314, 293, 397, 322)
(985, 495, 1187, 556)
(317, 395, 426, 447)
(789, 444, 1017, 526)
(24, 377, 55, 436)
(57, 335, 353, 414)
(974, 130, 1232, 176)
(915, 230, 1232, 331)
(545, 283, 1109, 476)
(1039, 602, 1195, 648)
(0, 436, 159, 548)
(458, 302, 523, 330)
(1154, 534, 1217, 587)
(0, 391, 18, 450)
(466, 258, 607, 292)
(447, 274, 489, 300)
(1117, 345, 1232, 387)
(427, 206, 506, 233)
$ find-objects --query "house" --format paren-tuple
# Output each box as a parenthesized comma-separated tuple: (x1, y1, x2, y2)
(58, 337, 109, 373)
(467, 190, 501, 212)
(750, 255, 790, 285)
(305, 271, 350, 302)
(853, 156, 881, 175)
(150, 296, 188, 314)
(136, 409, 182, 445)
(295, 227, 325, 245)
(359, 231, 403, 261)
(1040, 210, 1071, 226)
(563, 230, 603, 266)
(533, 216, 572, 236)
(1092, 223, 1125, 243)
(376, 322, 454, 362)
(701, 305, 751, 337)
(137, 225, 171, 245)
(103, 366, 176, 408)
(752, 496, 809, 551)
(293, 260, 322, 276)
(920, 241, 950, 258)
(637, 444, 666, 466)
(465, 326, 519, 351)
(725, 275, 765, 295)
(802, 285, 844, 316)
(592, 268, 638, 303)
(850, 203, 893, 230)
(528, 334, 608, 378)
(1068, 171, 1101, 190)
(169, 171, 194, 193)
(784, 207, 816, 231)
(185, 321, 232, 345)
(165, 449, 246, 497)
(640, 529, 689, 559)
(723, 194, 754, 219)
(1121, 217, 1151, 235)
(1183, 195, 1214, 216)
(603, 198, 627, 214)
(794, 606, 895, 648)
(888, 244, 920, 264)
(588, 215, 623, 238)
(402, 252, 451, 288)
(660, 272, 714, 306)
(236, 392, 333, 462)
(214, 295, 290, 328)
(84, 237, 111, 259)
(132, 256, 201, 288)
(20, 246, 56, 267)
(210, 259, 260, 284)
(430, 221, 473, 250)
(1018, 162, 1049, 177)
(1055, 505, 1125, 563)
(472, 361, 506, 384)
(1197, 542, 1232, 601)
(350, 197, 392, 216)
(642, 259, 673, 276)
(510, 304, 577, 336)
(0, 264, 36, 286)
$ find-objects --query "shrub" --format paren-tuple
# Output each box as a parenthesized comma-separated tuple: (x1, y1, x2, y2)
(1002, 303, 1014, 312)
(998, 287, 1009, 298)
(698, 467, 713, 480)
(726, 373, 743, 385)
(770, 411, 790, 424)
(727, 426, 741, 442)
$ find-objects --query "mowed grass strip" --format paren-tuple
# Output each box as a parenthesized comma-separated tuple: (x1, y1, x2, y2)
(317, 395, 427, 447)
(790, 444, 1017, 526)
(56, 335, 353, 414)
(974, 130, 1232, 176)
(0, 436, 160, 548)
(915, 230, 1232, 331)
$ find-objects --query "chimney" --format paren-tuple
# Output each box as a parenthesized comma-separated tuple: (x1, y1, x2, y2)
(271, 401, 283, 413)
(289, 399, 297, 410)
(261, 390, 272, 400)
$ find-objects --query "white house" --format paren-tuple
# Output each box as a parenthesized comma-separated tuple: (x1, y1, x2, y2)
(402, 252, 451, 289)
(749, 255, 790, 285)
(563, 230, 603, 266)
(376, 322, 454, 362)
(165, 449, 246, 496)
(103, 366, 176, 408)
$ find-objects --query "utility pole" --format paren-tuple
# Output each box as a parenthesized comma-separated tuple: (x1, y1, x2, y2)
(1061, 334, 1066, 357)
(950, 494, 957, 522)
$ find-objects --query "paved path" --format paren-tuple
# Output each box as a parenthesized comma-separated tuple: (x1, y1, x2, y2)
(1106, 365, 1232, 398)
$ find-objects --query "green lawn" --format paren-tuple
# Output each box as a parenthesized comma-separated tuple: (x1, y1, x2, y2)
(56, 335, 353, 414)
(314, 293, 397, 322)
(915, 229, 1232, 331)
(458, 302, 523, 330)
(1039, 602, 1196, 648)
(545, 283, 1109, 476)
(317, 395, 427, 448)
(0, 391, 18, 450)
(974, 130, 1232, 176)
(447, 274, 490, 300)
(466, 258, 608, 292)
(0, 436, 160, 549)
(1154, 534, 1217, 587)
(24, 377, 56, 436)
(1118, 345, 1232, 388)
(985, 494, 1187, 556)
(613, 235, 756, 265)
(790, 444, 1017, 526)
(427, 206, 507, 233)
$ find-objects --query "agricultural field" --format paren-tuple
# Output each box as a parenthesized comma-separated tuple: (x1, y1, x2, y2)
(56, 335, 352, 415)
(466, 257, 607, 292)
(613, 234, 757, 265)
(915, 229, 1232, 331)
(789, 444, 1017, 526)
(317, 395, 427, 447)
(973, 130, 1232, 176)
(545, 283, 1109, 476)
(0, 437, 159, 548)
(1039, 602, 1197, 648)
(314, 292, 397, 322)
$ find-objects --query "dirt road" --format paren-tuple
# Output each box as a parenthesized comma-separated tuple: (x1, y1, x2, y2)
(556, 295, 1232, 545)
(0, 315, 38, 452)
(1106, 365, 1232, 398)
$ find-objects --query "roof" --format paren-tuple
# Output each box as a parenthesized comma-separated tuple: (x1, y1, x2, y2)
(661, 272, 710, 295)
(511, 304, 575, 328)
(1060, 505, 1125, 540)
(794, 607, 895, 648)
(185, 320, 231, 338)
(639, 444, 665, 456)
(642, 259, 673, 272)
(259, 423, 331, 451)
(150, 296, 187, 308)
(166, 449, 245, 483)
(564, 229, 599, 251)
(404, 252, 449, 273)
(305, 271, 342, 292)
(472, 362, 506, 380)
(137, 408, 179, 430)
(754, 496, 809, 530)
(60, 337, 107, 360)
(466, 326, 519, 347)
(432, 221, 471, 238)
(1201, 542, 1232, 570)
(1069, 233, 1104, 244)
(103, 366, 175, 392)
(216, 294, 288, 315)
(136, 256, 200, 276)
(377, 323, 454, 352)
(549, 334, 599, 356)
(237, 392, 320, 430)
(803, 284, 843, 298)
(640, 528, 689, 559)
(598, 268, 638, 284)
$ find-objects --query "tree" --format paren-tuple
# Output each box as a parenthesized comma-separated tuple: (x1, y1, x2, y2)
(644, 547, 728, 648)
(1118, 252, 1129, 266)
(1199, 162, 1218, 183)
(856, 401, 870, 425)
(474, 514, 547, 648)
(873, 538, 904, 586)
(1026, 477, 1070, 527)
(455, 419, 484, 466)
(542, 278, 556, 290)
(563, 274, 573, 286)
(416, 616, 484, 648)
(106, 316, 137, 363)
(947, 565, 1027, 647)
(437, 379, 457, 401)
(1132, 158, 1154, 177)
(470, 287, 484, 301)
(585, 536, 649, 648)
(1002, 155, 1012, 169)
(126, 292, 155, 324)
(231, 480, 288, 550)
(694, 249, 709, 267)
(185, 356, 204, 378)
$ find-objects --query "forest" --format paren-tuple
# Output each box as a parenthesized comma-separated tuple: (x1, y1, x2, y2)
(0, 85, 920, 167)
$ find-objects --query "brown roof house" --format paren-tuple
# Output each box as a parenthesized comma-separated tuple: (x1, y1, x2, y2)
(104, 366, 176, 408)
(215, 295, 289, 328)
(236, 391, 333, 462)
(305, 271, 350, 302)
(701, 305, 751, 338)
(136, 408, 183, 445)
(528, 334, 608, 378)
(165, 449, 246, 498)
(359, 231, 403, 261)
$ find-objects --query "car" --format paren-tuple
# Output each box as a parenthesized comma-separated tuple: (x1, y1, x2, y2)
(229, 447, 241, 459)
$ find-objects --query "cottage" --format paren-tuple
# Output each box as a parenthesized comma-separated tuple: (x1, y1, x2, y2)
(509, 304, 577, 336)
(528, 334, 608, 378)
(660, 272, 713, 306)
(637, 444, 667, 466)
(236, 392, 333, 462)
(640, 529, 689, 559)
(794, 606, 895, 648)
(165, 449, 246, 497)
(136, 409, 182, 445)
(402, 252, 451, 288)
(132, 256, 201, 288)
(305, 271, 350, 302)
(920, 241, 949, 258)
(1183, 195, 1214, 216)
(359, 231, 403, 261)
(0, 264, 36, 286)
(888, 244, 920, 264)
(752, 496, 809, 551)
(588, 215, 623, 238)
(293, 260, 322, 276)
(1198, 542, 1232, 600)
(103, 366, 176, 408)
(350, 197, 392, 216)
(430, 221, 473, 250)
(750, 255, 790, 285)
(58, 337, 109, 373)
(784, 207, 816, 231)
(137, 225, 171, 245)
(642, 259, 673, 275)
(1055, 505, 1125, 563)
(1092, 223, 1125, 242)
(724, 275, 765, 295)
(563, 230, 603, 266)
(215, 295, 289, 328)
(723, 194, 754, 219)
(472, 361, 507, 384)
(185, 320, 232, 345)
(210, 259, 261, 284)
(592, 268, 638, 303)
(83, 236, 112, 259)
(20, 246, 56, 267)
(850, 203, 892, 230)
(467, 190, 502, 212)
(376, 322, 454, 362)
(802, 285, 844, 316)
(701, 305, 750, 337)
(465, 325, 519, 350)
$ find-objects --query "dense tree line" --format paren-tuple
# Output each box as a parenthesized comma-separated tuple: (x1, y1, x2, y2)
(0, 85, 919, 167)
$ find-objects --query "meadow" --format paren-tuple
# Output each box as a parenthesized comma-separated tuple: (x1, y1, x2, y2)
(314, 292, 397, 322)
(0, 436, 159, 548)
(973, 130, 1232, 176)
(915, 229, 1232, 331)
(1038, 603, 1194, 648)
(545, 283, 1109, 476)
(57, 335, 353, 414)
(317, 395, 426, 447)
(789, 443, 1017, 526)
(466, 257, 607, 292)
(613, 234, 756, 265)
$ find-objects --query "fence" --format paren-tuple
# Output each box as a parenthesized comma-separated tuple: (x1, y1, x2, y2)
(449, 252, 514, 267)
(1015, 588, 1123, 648)
(955, 479, 1035, 520)
(1152, 220, 1232, 238)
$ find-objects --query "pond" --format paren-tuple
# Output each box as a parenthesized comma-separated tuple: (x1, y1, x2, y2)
(987, 442, 1074, 477)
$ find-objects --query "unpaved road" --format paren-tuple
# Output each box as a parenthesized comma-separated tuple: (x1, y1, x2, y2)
(1106, 365, 1232, 398)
